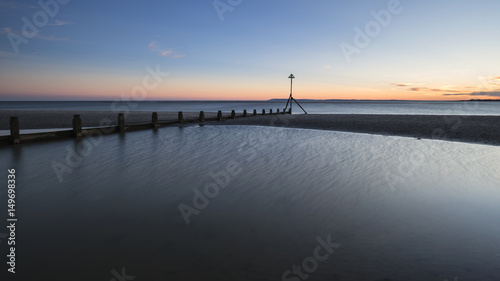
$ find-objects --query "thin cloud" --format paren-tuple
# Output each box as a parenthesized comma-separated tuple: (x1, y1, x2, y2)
(323, 65, 331, 69)
(0, 27, 11, 34)
(148, 41, 159, 50)
(394, 78, 500, 99)
(409, 87, 459, 93)
(160, 50, 173, 56)
(443, 91, 500, 97)
(410, 87, 427, 92)
(478, 75, 500, 88)
(148, 40, 185, 58)
(430, 88, 459, 93)
(49, 20, 73, 26)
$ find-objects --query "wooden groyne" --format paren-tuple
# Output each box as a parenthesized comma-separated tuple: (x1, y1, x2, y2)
(1, 108, 291, 145)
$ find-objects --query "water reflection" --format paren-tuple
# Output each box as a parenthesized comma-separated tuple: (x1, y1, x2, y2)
(0, 126, 499, 280)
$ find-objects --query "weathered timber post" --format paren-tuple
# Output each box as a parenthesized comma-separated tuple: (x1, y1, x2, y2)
(217, 110, 222, 121)
(253, 109, 257, 116)
(277, 109, 280, 114)
(288, 108, 292, 114)
(152, 112, 158, 128)
(178, 111, 184, 123)
(270, 109, 273, 115)
(231, 110, 236, 119)
(243, 110, 247, 117)
(199, 111, 205, 122)
(10, 117, 20, 144)
(283, 108, 286, 114)
(72, 115, 82, 137)
(262, 109, 265, 115)
(118, 113, 125, 132)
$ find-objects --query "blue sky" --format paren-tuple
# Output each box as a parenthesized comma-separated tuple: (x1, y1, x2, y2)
(1, 0, 499, 100)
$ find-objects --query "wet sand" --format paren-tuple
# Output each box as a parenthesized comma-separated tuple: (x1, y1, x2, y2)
(1, 110, 499, 146)
(211, 114, 500, 146)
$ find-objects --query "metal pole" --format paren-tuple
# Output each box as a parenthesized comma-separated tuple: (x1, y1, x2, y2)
(284, 95, 291, 112)
(292, 98, 308, 114)
(284, 74, 295, 113)
(290, 76, 293, 113)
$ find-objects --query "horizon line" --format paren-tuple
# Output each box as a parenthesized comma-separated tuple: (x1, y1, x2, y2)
(0, 98, 498, 102)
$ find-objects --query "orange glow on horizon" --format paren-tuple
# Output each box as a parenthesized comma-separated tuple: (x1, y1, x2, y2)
(1, 70, 498, 101)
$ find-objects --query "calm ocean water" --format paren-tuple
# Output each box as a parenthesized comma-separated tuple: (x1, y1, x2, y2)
(1, 100, 500, 115)
(1, 125, 500, 280)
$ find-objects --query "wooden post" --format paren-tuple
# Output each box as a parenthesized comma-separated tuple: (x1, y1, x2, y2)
(9, 117, 20, 144)
(199, 111, 205, 122)
(270, 109, 273, 115)
(72, 115, 82, 137)
(288, 108, 292, 114)
(277, 109, 280, 114)
(283, 108, 286, 114)
(217, 110, 222, 121)
(178, 111, 184, 123)
(152, 112, 158, 128)
(231, 110, 236, 119)
(262, 109, 265, 115)
(253, 109, 257, 116)
(243, 110, 247, 117)
(118, 113, 125, 132)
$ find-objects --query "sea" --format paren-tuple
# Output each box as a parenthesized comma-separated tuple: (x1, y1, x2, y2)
(1, 100, 500, 115)
(1, 100, 500, 280)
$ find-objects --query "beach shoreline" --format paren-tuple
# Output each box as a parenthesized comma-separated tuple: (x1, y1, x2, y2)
(212, 114, 500, 146)
(1, 110, 499, 146)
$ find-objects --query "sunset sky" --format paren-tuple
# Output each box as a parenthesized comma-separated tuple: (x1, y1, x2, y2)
(1, 0, 499, 101)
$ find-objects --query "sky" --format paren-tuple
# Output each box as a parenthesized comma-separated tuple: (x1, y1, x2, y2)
(0, 0, 499, 101)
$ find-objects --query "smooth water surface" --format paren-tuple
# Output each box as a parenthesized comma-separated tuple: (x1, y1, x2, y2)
(2, 100, 500, 115)
(1, 126, 500, 280)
